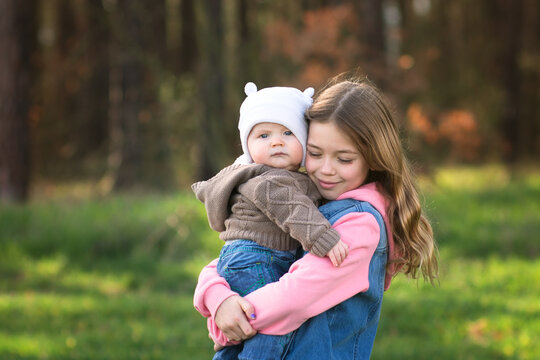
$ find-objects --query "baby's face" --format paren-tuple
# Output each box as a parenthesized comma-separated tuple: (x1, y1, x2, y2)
(247, 122, 303, 171)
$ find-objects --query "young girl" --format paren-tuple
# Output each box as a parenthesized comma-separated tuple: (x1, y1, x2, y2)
(194, 78, 439, 359)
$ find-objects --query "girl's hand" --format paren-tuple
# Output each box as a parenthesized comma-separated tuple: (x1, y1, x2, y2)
(209, 333, 225, 352)
(214, 295, 257, 342)
(327, 240, 349, 267)
(214, 342, 225, 352)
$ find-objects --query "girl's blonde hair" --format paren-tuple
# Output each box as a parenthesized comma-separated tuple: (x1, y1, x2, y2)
(306, 77, 438, 282)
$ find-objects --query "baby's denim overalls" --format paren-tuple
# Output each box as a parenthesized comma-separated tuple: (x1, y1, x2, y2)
(214, 241, 300, 360)
(214, 199, 387, 360)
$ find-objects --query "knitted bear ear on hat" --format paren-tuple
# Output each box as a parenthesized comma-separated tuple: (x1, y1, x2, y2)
(303, 87, 315, 99)
(303, 87, 315, 105)
(244, 82, 258, 96)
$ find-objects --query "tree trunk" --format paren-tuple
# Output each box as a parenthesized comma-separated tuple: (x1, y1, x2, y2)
(196, 0, 227, 180)
(138, 0, 174, 188)
(72, 0, 109, 159)
(498, 0, 524, 162)
(397, 0, 414, 56)
(179, 0, 198, 74)
(0, 0, 37, 203)
(357, 0, 386, 87)
(235, 0, 258, 87)
(105, 0, 172, 190)
(435, 0, 455, 108)
(107, 0, 145, 190)
(144, 0, 167, 64)
(531, 0, 540, 158)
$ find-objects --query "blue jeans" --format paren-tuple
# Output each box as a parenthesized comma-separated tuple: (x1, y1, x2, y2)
(214, 240, 299, 360)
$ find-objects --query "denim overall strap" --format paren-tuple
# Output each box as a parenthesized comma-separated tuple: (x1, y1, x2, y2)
(318, 199, 387, 251)
(282, 199, 388, 360)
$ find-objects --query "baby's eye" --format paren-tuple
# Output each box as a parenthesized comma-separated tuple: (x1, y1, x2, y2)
(284, 130, 293, 136)
(259, 134, 268, 139)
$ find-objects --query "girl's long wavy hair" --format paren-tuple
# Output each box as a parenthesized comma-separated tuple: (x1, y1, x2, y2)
(306, 77, 438, 282)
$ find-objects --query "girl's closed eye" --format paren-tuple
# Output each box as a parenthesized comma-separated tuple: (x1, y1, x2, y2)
(338, 158, 353, 164)
(307, 151, 321, 158)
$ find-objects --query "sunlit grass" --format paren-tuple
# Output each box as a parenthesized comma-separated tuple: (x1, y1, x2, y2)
(430, 164, 511, 190)
(372, 165, 540, 359)
(0, 165, 539, 359)
(0, 291, 209, 359)
(375, 257, 540, 359)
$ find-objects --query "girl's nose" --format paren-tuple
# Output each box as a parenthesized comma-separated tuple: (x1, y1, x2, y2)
(320, 158, 335, 175)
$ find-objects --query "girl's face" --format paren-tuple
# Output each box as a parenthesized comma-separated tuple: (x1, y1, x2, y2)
(247, 122, 304, 171)
(305, 121, 369, 200)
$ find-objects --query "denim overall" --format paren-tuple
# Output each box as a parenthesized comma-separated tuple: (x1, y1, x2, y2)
(281, 199, 388, 360)
(214, 242, 299, 360)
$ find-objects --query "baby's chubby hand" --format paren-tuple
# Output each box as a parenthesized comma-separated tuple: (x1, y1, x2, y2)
(327, 239, 349, 267)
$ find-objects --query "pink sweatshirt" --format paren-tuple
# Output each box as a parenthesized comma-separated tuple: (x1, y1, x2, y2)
(193, 183, 399, 345)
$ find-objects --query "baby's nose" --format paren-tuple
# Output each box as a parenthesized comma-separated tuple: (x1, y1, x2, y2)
(271, 137, 284, 146)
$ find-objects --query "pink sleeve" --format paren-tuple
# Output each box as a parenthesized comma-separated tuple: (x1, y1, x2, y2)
(246, 212, 380, 335)
(193, 212, 380, 337)
(193, 258, 238, 346)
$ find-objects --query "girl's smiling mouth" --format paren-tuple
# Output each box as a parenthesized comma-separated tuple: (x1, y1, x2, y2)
(316, 179, 338, 189)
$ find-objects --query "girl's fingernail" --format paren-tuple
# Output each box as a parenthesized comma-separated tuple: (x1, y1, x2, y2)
(250, 314, 256, 319)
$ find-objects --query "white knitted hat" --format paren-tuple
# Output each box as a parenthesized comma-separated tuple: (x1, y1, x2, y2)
(238, 82, 315, 165)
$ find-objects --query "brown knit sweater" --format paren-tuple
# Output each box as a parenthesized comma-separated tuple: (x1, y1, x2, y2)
(191, 163, 340, 257)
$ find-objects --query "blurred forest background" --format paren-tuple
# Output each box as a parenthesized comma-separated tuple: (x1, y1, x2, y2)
(1, 0, 539, 203)
(1, 1, 540, 359)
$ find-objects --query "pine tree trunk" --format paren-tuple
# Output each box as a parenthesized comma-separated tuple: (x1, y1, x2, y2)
(498, 0, 524, 162)
(72, 0, 109, 158)
(107, 0, 144, 190)
(357, 0, 386, 87)
(0, 0, 37, 203)
(179, 0, 198, 74)
(196, 0, 227, 180)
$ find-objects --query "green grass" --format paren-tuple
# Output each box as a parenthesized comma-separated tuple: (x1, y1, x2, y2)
(1, 165, 539, 359)
(0, 193, 219, 359)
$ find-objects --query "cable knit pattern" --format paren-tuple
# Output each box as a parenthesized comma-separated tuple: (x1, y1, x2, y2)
(192, 164, 340, 257)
